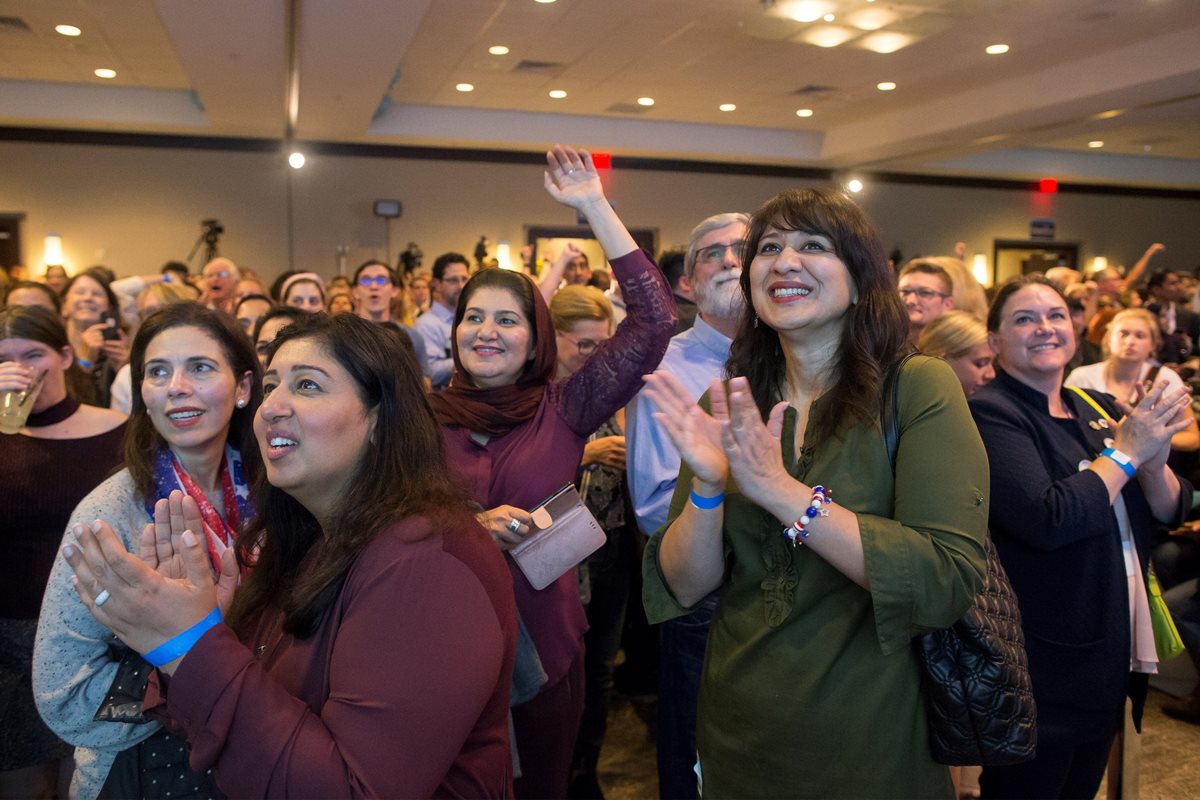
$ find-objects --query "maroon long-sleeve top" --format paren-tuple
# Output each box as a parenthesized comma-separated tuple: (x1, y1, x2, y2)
(440, 249, 676, 686)
(147, 515, 518, 798)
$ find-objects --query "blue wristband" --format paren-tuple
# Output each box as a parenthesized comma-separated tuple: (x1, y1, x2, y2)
(1101, 448, 1137, 478)
(689, 488, 725, 510)
(143, 606, 223, 667)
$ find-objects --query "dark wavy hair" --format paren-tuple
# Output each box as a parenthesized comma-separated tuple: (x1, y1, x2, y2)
(60, 269, 119, 322)
(985, 274, 1067, 333)
(125, 303, 262, 504)
(727, 188, 909, 444)
(227, 313, 470, 638)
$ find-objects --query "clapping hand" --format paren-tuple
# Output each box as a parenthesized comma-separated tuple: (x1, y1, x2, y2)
(642, 373, 731, 491)
(1113, 380, 1193, 473)
(63, 518, 239, 674)
(544, 145, 605, 211)
(720, 377, 791, 511)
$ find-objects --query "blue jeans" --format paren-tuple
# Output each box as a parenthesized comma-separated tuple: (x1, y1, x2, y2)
(656, 594, 717, 800)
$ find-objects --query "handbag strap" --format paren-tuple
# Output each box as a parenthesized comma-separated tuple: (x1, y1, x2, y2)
(881, 350, 922, 471)
(1065, 385, 1115, 422)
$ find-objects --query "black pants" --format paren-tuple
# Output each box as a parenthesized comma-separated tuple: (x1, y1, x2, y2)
(980, 732, 1116, 800)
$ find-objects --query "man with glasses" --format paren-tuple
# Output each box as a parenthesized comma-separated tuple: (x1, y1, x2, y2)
(414, 252, 470, 389)
(352, 259, 431, 382)
(897, 261, 955, 345)
(626, 211, 749, 800)
(200, 257, 240, 314)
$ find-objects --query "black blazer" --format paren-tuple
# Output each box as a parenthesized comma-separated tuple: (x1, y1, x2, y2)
(970, 369, 1192, 745)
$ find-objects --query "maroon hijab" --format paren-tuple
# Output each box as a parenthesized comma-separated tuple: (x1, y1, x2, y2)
(428, 270, 558, 437)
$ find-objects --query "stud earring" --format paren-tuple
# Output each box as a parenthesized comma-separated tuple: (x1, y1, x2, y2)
(236, 399, 246, 408)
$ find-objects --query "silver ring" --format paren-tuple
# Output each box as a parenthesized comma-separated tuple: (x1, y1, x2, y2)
(94, 589, 111, 607)
(566, 167, 576, 174)
(508, 518, 522, 533)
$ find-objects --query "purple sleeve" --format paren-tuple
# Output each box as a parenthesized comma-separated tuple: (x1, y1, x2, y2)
(553, 249, 676, 436)
(161, 553, 508, 798)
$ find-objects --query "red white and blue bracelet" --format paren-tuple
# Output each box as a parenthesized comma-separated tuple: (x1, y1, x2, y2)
(783, 485, 832, 547)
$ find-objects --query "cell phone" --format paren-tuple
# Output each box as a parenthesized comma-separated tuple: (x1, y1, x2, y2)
(102, 314, 121, 341)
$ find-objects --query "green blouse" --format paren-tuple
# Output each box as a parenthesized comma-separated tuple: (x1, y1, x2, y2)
(643, 356, 989, 799)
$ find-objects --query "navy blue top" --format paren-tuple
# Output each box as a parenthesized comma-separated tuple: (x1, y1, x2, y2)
(970, 368, 1191, 744)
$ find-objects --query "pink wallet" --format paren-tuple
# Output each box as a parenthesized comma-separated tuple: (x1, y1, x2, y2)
(510, 484, 606, 590)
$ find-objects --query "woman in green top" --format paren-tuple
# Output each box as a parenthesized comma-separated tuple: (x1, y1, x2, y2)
(642, 188, 990, 799)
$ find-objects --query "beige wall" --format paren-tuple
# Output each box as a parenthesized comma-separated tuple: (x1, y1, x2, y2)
(2, 140, 1198, 286)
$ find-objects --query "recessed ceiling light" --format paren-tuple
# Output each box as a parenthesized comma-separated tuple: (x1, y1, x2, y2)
(1093, 109, 1124, 120)
(1088, 140, 1104, 148)
(55, 24, 81, 36)
(719, 103, 737, 112)
(488, 45, 509, 55)
(985, 44, 1009, 55)
(288, 152, 306, 169)
(846, 179, 864, 193)
(798, 24, 857, 48)
(858, 32, 915, 53)
(455, 83, 475, 92)
(94, 68, 116, 79)
(796, 108, 814, 117)
(844, 8, 896, 30)
(534, 0, 557, 4)
(637, 96, 655, 107)
(876, 81, 896, 91)
(823, 13, 836, 22)
(549, 89, 567, 99)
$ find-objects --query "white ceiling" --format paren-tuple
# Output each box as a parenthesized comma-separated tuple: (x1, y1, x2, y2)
(0, 0, 1198, 187)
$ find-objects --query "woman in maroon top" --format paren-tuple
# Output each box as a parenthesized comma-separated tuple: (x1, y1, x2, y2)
(61, 314, 518, 798)
(0, 306, 125, 798)
(428, 145, 675, 798)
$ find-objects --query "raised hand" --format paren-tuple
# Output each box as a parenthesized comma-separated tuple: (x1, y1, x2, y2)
(139, 490, 206, 580)
(63, 519, 234, 672)
(643, 373, 730, 489)
(720, 377, 791, 510)
(1113, 380, 1193, 469)
(543, 145, 605, 210)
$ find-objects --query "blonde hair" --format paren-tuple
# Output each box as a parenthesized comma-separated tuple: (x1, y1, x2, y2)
(138, 280, 195, 307)
(549, 285, 612, 331)
(1103, 308, 1161, 358)
(918, 310, 988, 359)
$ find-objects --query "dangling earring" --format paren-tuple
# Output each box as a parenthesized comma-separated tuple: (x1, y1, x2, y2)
(753, 313, 759, 329)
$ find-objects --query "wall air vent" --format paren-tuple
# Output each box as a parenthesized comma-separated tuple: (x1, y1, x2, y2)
(792, 84, 836, 97)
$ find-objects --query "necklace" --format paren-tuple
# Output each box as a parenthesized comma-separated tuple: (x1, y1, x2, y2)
(25, 395, 80, 427)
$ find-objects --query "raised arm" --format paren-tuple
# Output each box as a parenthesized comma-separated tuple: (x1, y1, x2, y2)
(544, 145, 675, 434)
(537, 243, 581, 305)
(1122, 242, 1165, 291)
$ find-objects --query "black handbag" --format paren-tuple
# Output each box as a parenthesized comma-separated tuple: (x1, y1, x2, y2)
(882, 353, 1037, 765)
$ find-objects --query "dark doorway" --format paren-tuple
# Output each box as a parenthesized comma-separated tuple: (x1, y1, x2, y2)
(0, 214, 25, 271)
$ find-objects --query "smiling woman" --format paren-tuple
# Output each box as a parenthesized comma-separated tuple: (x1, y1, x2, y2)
(49, 314, 517, 798)
(641, 187, 989, 798)
(33, 303, 260, 800)
(972, 276, 1193, 797)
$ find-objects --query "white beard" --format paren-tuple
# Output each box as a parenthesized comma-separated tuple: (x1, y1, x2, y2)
(696, 272, 745, 320)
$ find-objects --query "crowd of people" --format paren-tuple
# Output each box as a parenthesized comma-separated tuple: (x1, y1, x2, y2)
(2, 142, 1198, 800)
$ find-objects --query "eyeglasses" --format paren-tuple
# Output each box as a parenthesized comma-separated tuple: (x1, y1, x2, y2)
(697, 242, 743, 265)
(205, 270, 231, 280)
(557, 331, 606, 356)
(358, 275, 392, 287)
(899, 287, 950, 301)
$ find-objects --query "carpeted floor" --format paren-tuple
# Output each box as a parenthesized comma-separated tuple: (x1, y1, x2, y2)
(596, 687, 1200, 799)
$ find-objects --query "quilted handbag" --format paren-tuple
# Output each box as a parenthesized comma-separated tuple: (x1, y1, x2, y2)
(883, 353, 1037, 765)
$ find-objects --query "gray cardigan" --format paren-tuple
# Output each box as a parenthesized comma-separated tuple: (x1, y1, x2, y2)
(33, 469, 160, 800)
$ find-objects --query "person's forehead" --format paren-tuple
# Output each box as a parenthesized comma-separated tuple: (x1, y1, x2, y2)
(899, 271, 945, 288)
(698, 222, 747, 249)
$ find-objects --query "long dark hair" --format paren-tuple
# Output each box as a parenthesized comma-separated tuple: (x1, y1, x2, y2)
(727, 188, 909, 443)
(227, 313, 470, 638)
(125, 304, 262, 503)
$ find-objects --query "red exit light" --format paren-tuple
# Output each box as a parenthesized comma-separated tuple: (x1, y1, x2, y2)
(1039, 178, 1058, 194)
(591, 152, 612, 169)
